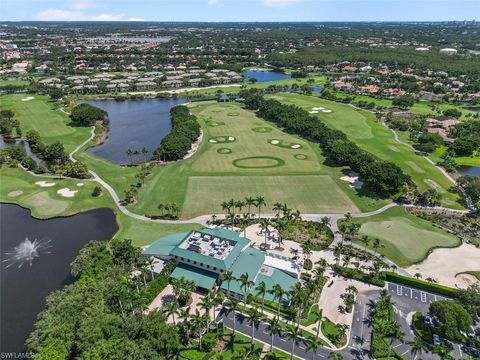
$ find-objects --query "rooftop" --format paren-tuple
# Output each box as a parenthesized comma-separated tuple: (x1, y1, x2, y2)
(178, 231, 235, 261)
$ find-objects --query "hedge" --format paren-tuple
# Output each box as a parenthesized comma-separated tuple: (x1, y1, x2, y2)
(381, 272, 458, 298)
(332, 265, 385, 287)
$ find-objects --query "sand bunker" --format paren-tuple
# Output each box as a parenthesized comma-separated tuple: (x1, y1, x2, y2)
(270, 140, 280, 144)
(312, 107, 325, 111)
(322, 109, 332, 113)
(291, 144, 301, 149)
(35, 181, 56, 187)
(22, 96, 35, 102)
(209, 139, 217, 143)
(57, 188, 78, 198)
(407, 243, 480, 289)
(309, 111, 319, 114)
(8, 190, 23, 197)
(340, 172, 363, 189)
(76, 183, 84, 187)
(228, 136, 235, 141)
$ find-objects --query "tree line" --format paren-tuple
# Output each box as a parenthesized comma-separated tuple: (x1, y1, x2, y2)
(153, 105, 201, 162)
(240, 89, 410, 197)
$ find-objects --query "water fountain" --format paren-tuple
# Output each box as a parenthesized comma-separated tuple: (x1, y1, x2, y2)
(3, 237, 51, 269)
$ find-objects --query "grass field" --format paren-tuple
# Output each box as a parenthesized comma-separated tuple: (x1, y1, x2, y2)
(352, 206, 460, 267)
(268, 93, 463, 209)
(1, 94, 91, 153)
(0, 168, 201, 246)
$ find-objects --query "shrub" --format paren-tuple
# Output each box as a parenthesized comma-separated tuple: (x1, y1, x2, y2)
(92, 186, 102, 197)
(332, 264, 385, 287)
(202, 332, 217, 352)
(303, 259, 313, 270)
(381, 272, 458, 297)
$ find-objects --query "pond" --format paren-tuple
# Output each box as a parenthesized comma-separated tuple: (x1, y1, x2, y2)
(0, 138, 45, 167)
(83, 97, 187, 164)
(464, 106, 480, 113)
(0, 203, 118, 353)
(457, 166, 480, 177)
(243, 69, 292, 83)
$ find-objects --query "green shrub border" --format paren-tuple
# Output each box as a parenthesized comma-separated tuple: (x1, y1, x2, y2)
(332, 265, 385, 287)
(381, 272, 458, 298)
(232, 156, 285, 169)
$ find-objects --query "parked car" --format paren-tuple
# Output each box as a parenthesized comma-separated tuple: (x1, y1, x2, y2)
(433, 334, 441, 346)
(424, 315, 433, 325)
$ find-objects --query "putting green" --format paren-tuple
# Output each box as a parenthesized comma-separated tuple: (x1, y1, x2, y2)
(217, 148, 232, 155)
(355, 207, 460, 266)
(294, 154, 308, 160)
(252, 126, 273, 133)
(227, 111, 240, 116)
(23, 191, 69, 216)
(232, 156, 285, 169)
(205, 119, 225, 127)
(209, 135, 236, 144)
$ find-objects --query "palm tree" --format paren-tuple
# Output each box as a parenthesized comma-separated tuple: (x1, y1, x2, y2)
(235, 200, 245, 214)
(255, 196, 266, 218)
(245, 196, 256, 217)
(386, 323, 404, 360)
(269, 284, 285, 319)
(165, 301, 179, 326)
(239, 272, 254, 310)
(273, 202, 284, 217)
(179, 307, 191, 341)
(192, 310, 208, 350)
(259, 217, 271, 247)
(223, 271, 235, 297)
(345, 285, 358, 295)
(407, 337, 428, 359)
(226, 298, 240, 336)
(311, 307, 325, 340)
(199, 295, 213, 329)
(255, 281, 267, 314)
(141, 146, 148, 162)
(126, 148, 134, 165)
(247, 306, 262, 345)
(413, 273, 422, 280)
(285, 324, 301, 360)
(158, 203, 164, 215)
(434, 345, 453, 360)
(221, 201, 230, 216)
(360, 235, 369, 251)
(306, 335, 322, 360)
(265, 317, 280, 351)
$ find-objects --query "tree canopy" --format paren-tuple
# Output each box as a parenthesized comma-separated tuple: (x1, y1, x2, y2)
(70, 103, 108, 127)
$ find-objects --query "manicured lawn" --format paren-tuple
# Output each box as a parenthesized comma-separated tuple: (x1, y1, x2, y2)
(0, 167, 202, 246)
(0, 79, 30, 86)
(352, 206, 461, 267)
(1, 93, 91, 153)
(321, 318, 347, 347)
(182, 175, 358, 218)
(268, 93, 463, 209)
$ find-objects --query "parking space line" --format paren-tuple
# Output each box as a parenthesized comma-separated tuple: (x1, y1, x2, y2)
(420, 292, 427, 302)
(397, 285, 402, 295)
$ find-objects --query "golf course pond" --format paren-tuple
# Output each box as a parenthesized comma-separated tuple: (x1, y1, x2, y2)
(0, 203, 118, 353)
(243, 69, 291, 83)
(457, 166, 480, 177)
(82, 97, 187, 164)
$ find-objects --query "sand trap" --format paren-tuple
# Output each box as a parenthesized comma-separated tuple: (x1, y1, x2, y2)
(228, 136, 235, 141)
(76, 183, 84, 187)
(7, 190, 23, 197)
(209, 139, 217, 143)
(35, 181, 56, 188)
(291, 144, 301, 149)
(22, 96, 35, 102)
(271, 140, 280, 144)
(340, 172, 363, 189)
(407, 243, 480, 289)
(322, 109, 332, 113)
(309, 111, 319, 114)
(57, 188, 78, 198)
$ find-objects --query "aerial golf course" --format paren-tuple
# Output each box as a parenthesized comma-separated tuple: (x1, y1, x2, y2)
(0, 91, 462, 264)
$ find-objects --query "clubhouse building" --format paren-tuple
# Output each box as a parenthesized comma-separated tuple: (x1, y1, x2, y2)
(142, 228, 299, 303)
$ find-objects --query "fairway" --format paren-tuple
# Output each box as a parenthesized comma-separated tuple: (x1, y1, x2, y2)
(354, 207, 460, 267)
(190, 102, 321, 174)
(269, 93, 463, 209)
(182, 175, 358, 219)
(1, 94, 91, 153)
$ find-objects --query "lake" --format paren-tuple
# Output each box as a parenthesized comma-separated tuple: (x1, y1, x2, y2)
(0, 138, 45, 167)
(0, 203, 118, 353)
(457, 166, 480, 177)
(243, 69, 292, 83)
(83, 97, 187, 164)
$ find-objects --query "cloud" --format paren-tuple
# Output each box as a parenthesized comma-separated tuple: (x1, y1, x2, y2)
(208, 0, 219, 4)
(69, 0, 100, 11)
(263, 0, 303, 7)
(35, 9, 124, 21)
(128, 17, 146, 21)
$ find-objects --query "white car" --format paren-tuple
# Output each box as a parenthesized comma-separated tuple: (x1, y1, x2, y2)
(433, 334, 441, 346)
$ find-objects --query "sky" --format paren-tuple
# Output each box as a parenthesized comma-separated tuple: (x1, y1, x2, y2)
(1, 0, 479, 22)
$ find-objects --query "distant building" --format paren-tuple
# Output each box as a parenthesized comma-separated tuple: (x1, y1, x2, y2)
(440, 48, 458, 55)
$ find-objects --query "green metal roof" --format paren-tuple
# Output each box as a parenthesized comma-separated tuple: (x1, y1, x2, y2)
(254, 268, 297, 304)
(170, 229, 251, 271)
(171, 263, 218, 290)
(220, 246, 265, 295)
(142, 232, 188, 257)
